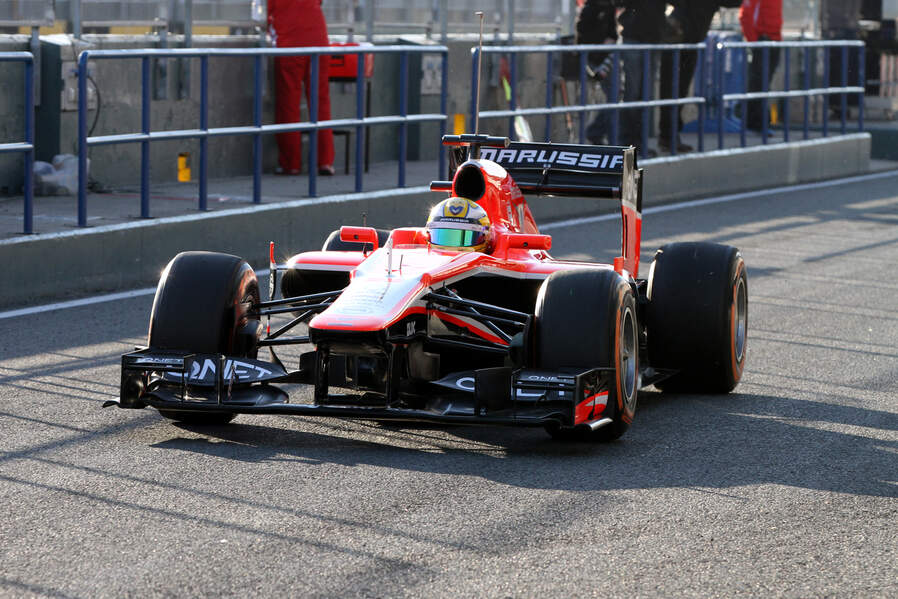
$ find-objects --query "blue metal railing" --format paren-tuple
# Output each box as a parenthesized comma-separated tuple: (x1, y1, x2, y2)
(0, 51, 34, 234)
(473, 42, 707, 158)
(473, 40, 866, 158)
(719, 40, 865, 146)
(77, 45, 449, 228)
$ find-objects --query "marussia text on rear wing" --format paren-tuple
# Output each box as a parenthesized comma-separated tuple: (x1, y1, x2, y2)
(444, 135, 642, 215)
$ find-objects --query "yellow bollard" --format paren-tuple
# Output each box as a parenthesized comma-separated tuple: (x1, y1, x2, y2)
(177, 152, 191, 182)
(453, 113, 466, 135)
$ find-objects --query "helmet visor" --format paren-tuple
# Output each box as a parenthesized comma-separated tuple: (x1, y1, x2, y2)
(430, 227, 487, 248)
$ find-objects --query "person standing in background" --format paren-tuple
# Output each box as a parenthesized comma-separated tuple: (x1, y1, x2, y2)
(269, 0, 335, 176)
(658, 1, 729, 154)
(618, 0, 667, 157)
(577, 0, 620, 145)
(739, 0, 783, 133)
(820, 0, 863, 118)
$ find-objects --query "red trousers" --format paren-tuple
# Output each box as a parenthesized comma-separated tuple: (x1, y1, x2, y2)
(274, 54, 335, 172)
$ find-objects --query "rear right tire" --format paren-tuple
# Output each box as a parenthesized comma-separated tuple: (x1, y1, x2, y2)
(645, 242, 748, 393)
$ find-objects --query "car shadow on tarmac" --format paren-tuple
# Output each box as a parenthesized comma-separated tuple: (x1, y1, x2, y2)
(150, 389, 898, 499)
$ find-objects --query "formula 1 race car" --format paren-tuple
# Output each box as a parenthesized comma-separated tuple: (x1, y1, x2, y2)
(112, 134, 748, 441)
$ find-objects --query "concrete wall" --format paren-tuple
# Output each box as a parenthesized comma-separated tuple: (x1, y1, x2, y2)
(0, 132, 871, 310)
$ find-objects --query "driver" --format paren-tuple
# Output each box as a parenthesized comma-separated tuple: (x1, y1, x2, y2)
(426, 197, 491, 253)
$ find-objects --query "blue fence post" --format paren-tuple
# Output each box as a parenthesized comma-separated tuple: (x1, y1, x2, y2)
(509, 52, 518, 140)
(858, 44, 865, 131)
(610, 50, 620, 145)
(544, 50, 552, 142)
(199, 55, 208, 211)
(740, 45, 747, 148)
(840, 45, 848, 134)
(803, 46, 810, 140)
(439, 50, 448, 177)
(77, 53, 89, 227)
(470, 48, 479, 131)
(697, 43, 706, 152)
(716, 44, 724, 150)
(822, 47, 829, 138)
(141, 56, 151, 219)
(24, 57, 34, 235)
(761, 45, 770, 144)
(578, 51, 587, 143)
(398, 50, 408, 188)
(355, 50, 365, 193)
(783, 46, 790, 143)
(309, 51, 318, 197)
(670, 48, 680, 156)
(640, 48, 649, 157)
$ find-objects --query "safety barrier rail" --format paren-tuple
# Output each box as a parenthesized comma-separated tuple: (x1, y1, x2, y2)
(474, 42, 708, 157)
(77, 44, 449, 227)
(0, 52, 35, 235)
(476, 39, 866, 158)
(718, 40, 865, 146)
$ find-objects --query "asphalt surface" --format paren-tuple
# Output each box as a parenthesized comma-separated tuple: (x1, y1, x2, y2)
(1, 173, 897, 597)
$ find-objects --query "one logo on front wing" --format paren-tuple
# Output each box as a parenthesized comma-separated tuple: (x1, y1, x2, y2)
(160, 358, 275, 383)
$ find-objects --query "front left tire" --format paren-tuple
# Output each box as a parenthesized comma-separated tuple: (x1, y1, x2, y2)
(148, 251, 261, 425)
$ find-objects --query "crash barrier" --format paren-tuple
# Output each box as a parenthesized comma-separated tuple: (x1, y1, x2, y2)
(76, 45, 448, 227)
(718, 40, 865, 146)
(475, 42, 707, 158)
(476, 40, 865, 158)
(0, 52, 35, 235)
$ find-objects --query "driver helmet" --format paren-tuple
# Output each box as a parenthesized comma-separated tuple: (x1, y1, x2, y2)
(426, 197, 491, 253)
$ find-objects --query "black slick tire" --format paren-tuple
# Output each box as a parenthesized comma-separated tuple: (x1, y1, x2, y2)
(536, 269, 638, 442)
(645, 242, 748, 393)
(148, 251, 261, 425)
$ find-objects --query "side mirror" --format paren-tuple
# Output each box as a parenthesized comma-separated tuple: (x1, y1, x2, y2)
(339, 226, 380, 251)
(505, 233, 552, 251)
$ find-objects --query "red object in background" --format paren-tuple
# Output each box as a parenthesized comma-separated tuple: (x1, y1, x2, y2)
(269, 0, 334, 172)
(328, 43, 375, 81)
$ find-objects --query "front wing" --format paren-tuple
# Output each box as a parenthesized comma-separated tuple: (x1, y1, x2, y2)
(113, 349, 617, 430)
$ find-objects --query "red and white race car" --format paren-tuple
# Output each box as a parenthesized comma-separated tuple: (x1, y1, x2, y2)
(115, 134, 748, 442)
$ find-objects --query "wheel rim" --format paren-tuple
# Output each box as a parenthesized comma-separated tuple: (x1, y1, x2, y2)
(620, 306, 637, 403)
(734, 276, 747, 363)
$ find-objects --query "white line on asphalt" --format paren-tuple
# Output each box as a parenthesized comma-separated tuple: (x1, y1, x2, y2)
(0, 270, 270, 321)
(2, 169, 897, 320)
(541, 169, 898, 231)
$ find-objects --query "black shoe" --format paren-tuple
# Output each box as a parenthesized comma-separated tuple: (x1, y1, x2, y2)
(658, 139, 693, 154)
(318, 165, 335, 176)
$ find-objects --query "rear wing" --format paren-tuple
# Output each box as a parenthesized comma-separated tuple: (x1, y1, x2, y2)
(442, 135, 641, 211)
(441, 134, 644, 276)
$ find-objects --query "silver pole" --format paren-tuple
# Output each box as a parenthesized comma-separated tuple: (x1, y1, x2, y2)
(71, 0, 82, 39)
(440, 0, 447, 43)
(365, 0, 373, 42)
(507, 0, 515, 42)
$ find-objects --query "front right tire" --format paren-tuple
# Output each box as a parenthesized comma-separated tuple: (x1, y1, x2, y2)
(535, 269, 638, 442)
